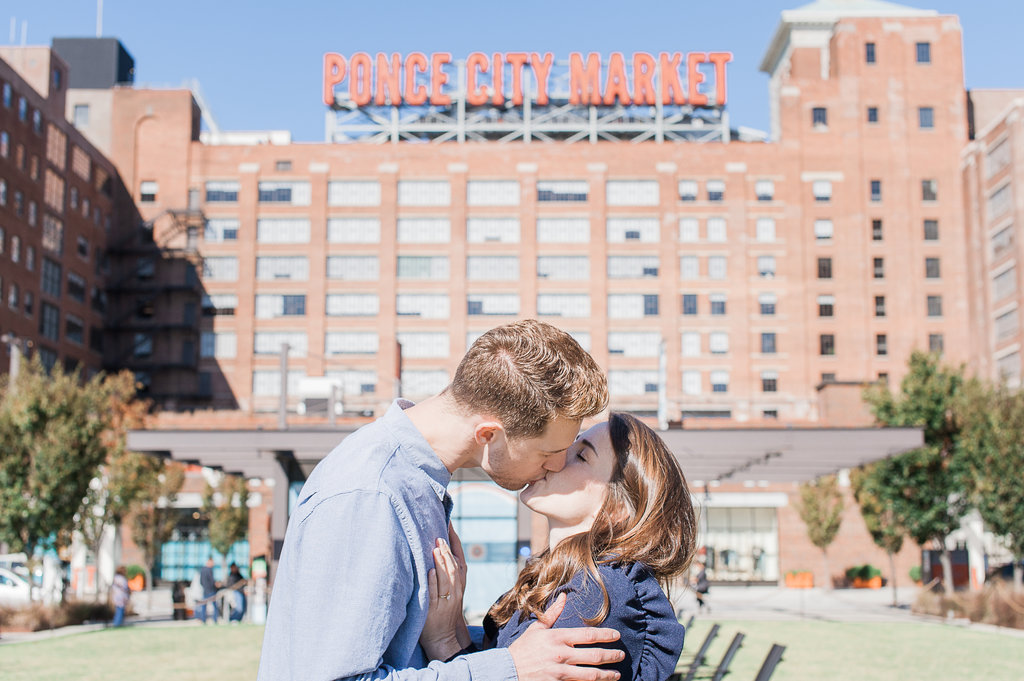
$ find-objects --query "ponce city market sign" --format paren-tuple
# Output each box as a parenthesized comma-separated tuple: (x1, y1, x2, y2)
(323, 52, 732, 109)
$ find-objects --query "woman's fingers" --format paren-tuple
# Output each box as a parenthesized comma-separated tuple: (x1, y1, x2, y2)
(426, 567, 437, 606)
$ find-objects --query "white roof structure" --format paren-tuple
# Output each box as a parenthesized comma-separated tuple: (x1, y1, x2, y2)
(760, 0, 940, 73)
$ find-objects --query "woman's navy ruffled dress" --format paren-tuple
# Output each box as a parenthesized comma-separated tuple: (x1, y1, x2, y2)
(486, 562, 685, 681)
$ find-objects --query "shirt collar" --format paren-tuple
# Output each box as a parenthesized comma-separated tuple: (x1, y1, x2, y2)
(382, 399, 452, 508)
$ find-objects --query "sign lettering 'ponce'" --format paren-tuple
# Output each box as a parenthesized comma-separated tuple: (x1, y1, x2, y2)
(323, 52, 732, 109)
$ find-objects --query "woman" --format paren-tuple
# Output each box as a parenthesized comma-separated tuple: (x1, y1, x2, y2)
(111, 566, 131, 627)
(421, 413, 697, 681)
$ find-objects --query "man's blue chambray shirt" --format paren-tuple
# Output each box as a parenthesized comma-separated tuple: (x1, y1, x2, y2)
(257, 400, 518, 681)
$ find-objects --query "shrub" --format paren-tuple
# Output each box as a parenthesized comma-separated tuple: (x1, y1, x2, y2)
(125, 564, 146, 581)
(909, 565, 922, 583)
(845, 564, 882, 581)
(0, 600, 114, 632)
(913, 584, 1024, 630)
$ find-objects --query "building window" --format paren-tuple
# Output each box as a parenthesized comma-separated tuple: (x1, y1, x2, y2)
(821, 373, 836, 384)
(873, 257, 885, 279)
(818, 257, 832, 279)
(537, 180, 588, 202)
(40, 302, 59, 341)
(867, 106, 879, 123)
(2, 83, 10, 107)
(139, 180, 158, 202)
(706, 180, 725, 202)
(67, 272, 86, 303)
(255, 256, 306, 281)
(201, 294, 238, 316)
(396, 332, 450, 359)
(274, 160, 292, 172)
(761, 332, 777, 354)
(709, 332, 729, 355)
(710, 371, 729, 394)
(927, 295, 943, 317)
(42, 259, 62, 298)
(254, 294, 307, 318)
(820, 334, 835, 356)
(875, 295, 886, 317)
(812, 180, 832, 202)
(757, 255, 776, 279)
(916, 42, 931, 64)
(643, 294, 659, 316)
(761, 371, 778, 393)
(609, 256, 659, 278)
(929, 333, 944, 352)
(608, 294, 658, 319)
(994, 268, 1018, 301)
(680, 256, 699, 280)
(681, 370, 701, 396)
(324, 332, 380, 356)
(876, 334, 888, 356)
(681, 331, 700, 357)
(254, 332, 308, 356)
(925, 257, 941, 279)
(755, 180, 774, 202)
(200, 332, 238, 359)
(397, 218, 451, 243)
(755, 218, 775, 243)
(467, 256, 519, 281)
(708, 256, 727, 280)
(326, 293, 379, 317)
(759, 293, 777, 316)
(467, 294, 519, 317)
(257, 218, 311, 244)
(17, 97, 27, 121)
(818, 295, 835, 318)
(710, 294, 727, 316)
(678, 180, 698, 202)
(872, 219, 883, 241)
(989, 184, 1013, 218)
(922, 179, 938, 202)
(870, 179, 882, 202)
(23, 291, 33, 317)
(537, 255, 590, 280)
(327, 180, 381, 206)
(396, 294, 450, 319)
(812, 107, 828, 128)
(467, 217, 521, 244)
(704, 217, 725, 242)
(682, 294, 698, 316)
(328, 217, 381, 243)
(918, 107, 934, 129)
(679, 218, 699, 242)
(814, 219, 834, 242)
(608, 332, 660, 357)
(607, 180, 659, 206)
(133, 333, 152, 358)
(607, 217, 658, 243)
(205, 180, 240, 203)
(537, 294, 591, 318)
(467, 181, 520, 206)
(537, 218, 590, 243)
(865, 42, 876, 64)
(326, 255, 379, 281)
(258, 181, 311, 205)
(397, 256, 451, 280)
(924, 219, 939, 241)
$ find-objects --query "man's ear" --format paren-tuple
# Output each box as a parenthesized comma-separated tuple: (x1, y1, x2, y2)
(473, 421, 504, 446)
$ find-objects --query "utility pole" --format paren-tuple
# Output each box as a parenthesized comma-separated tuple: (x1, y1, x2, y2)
(278, 343, 289, 430)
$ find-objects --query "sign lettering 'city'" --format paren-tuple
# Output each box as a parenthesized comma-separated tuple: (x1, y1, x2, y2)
(323, 52, 732, 108)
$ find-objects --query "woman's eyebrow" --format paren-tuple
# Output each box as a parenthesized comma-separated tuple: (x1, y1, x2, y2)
(579, 438, 597, 454)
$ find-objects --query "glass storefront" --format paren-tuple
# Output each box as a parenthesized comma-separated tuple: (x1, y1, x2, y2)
(701, 507, 779, 583)
(449, 481, 519, 615)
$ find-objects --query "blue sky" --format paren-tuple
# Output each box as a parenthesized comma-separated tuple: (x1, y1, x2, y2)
(5, 1, 1021, 141)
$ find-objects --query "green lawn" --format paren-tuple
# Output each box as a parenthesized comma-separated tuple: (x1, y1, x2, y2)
(1, 619, 1022, 681)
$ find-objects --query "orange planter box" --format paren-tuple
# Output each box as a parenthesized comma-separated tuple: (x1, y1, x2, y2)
(852, 576, 882, 589)
(785, 572, 814, 588)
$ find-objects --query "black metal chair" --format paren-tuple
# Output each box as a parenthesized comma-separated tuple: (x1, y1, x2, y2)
(680, 623, 720, 681)
(709, 632, 745, 681)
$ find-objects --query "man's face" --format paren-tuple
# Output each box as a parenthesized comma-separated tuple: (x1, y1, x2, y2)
(481, 415, 582, 491)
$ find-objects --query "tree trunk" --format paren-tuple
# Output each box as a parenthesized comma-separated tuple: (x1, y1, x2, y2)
(1013, 559, 1023, 592)
(144, 564, 154, 611)
(822, 549, 832, 590)
(939, 545, 954, 595)
(887, 550, 899, 607)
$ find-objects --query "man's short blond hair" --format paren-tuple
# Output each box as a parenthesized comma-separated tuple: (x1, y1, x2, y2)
(448, 320, 608, 440)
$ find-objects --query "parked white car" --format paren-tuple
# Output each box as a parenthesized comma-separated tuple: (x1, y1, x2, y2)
(0, 567, 33, 606)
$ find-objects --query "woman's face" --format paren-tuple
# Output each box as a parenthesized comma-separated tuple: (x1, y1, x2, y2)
(519, 421, 617, 528)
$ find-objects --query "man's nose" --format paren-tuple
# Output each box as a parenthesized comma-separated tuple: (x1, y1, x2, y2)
(544, 451, 567, 472)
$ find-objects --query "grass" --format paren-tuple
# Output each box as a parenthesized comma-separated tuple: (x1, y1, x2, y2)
(0, 619, 1022, 681)
(679, 619, 1024, 681)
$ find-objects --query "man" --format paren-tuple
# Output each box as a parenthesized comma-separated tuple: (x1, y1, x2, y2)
(259, 320, 622, 681)
(196, 558, 219, 624)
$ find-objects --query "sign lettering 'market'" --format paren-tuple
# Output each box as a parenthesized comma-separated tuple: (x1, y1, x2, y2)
(323, 52, 732, 108)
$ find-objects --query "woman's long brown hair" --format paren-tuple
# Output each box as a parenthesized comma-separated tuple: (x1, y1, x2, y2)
(490, 412, 697, 626)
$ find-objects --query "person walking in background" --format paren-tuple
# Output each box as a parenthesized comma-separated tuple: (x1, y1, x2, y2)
(195, 558, 220, 624)
(692, 560, 710, 613)
(226, 563, 247, 623)
(111, 566, 131, 627)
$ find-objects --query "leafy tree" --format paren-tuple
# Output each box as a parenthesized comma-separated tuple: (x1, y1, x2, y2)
(796, 475, 844, 589)
(863, 351, 969, 594)
(75, 373, 153, 599)
(850, 467, 907, 605)
(958, 379, 1024, 591)
(130, 461, 186, 601)
(203, 474, 250, 576)
(0, 359, 135, 581)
